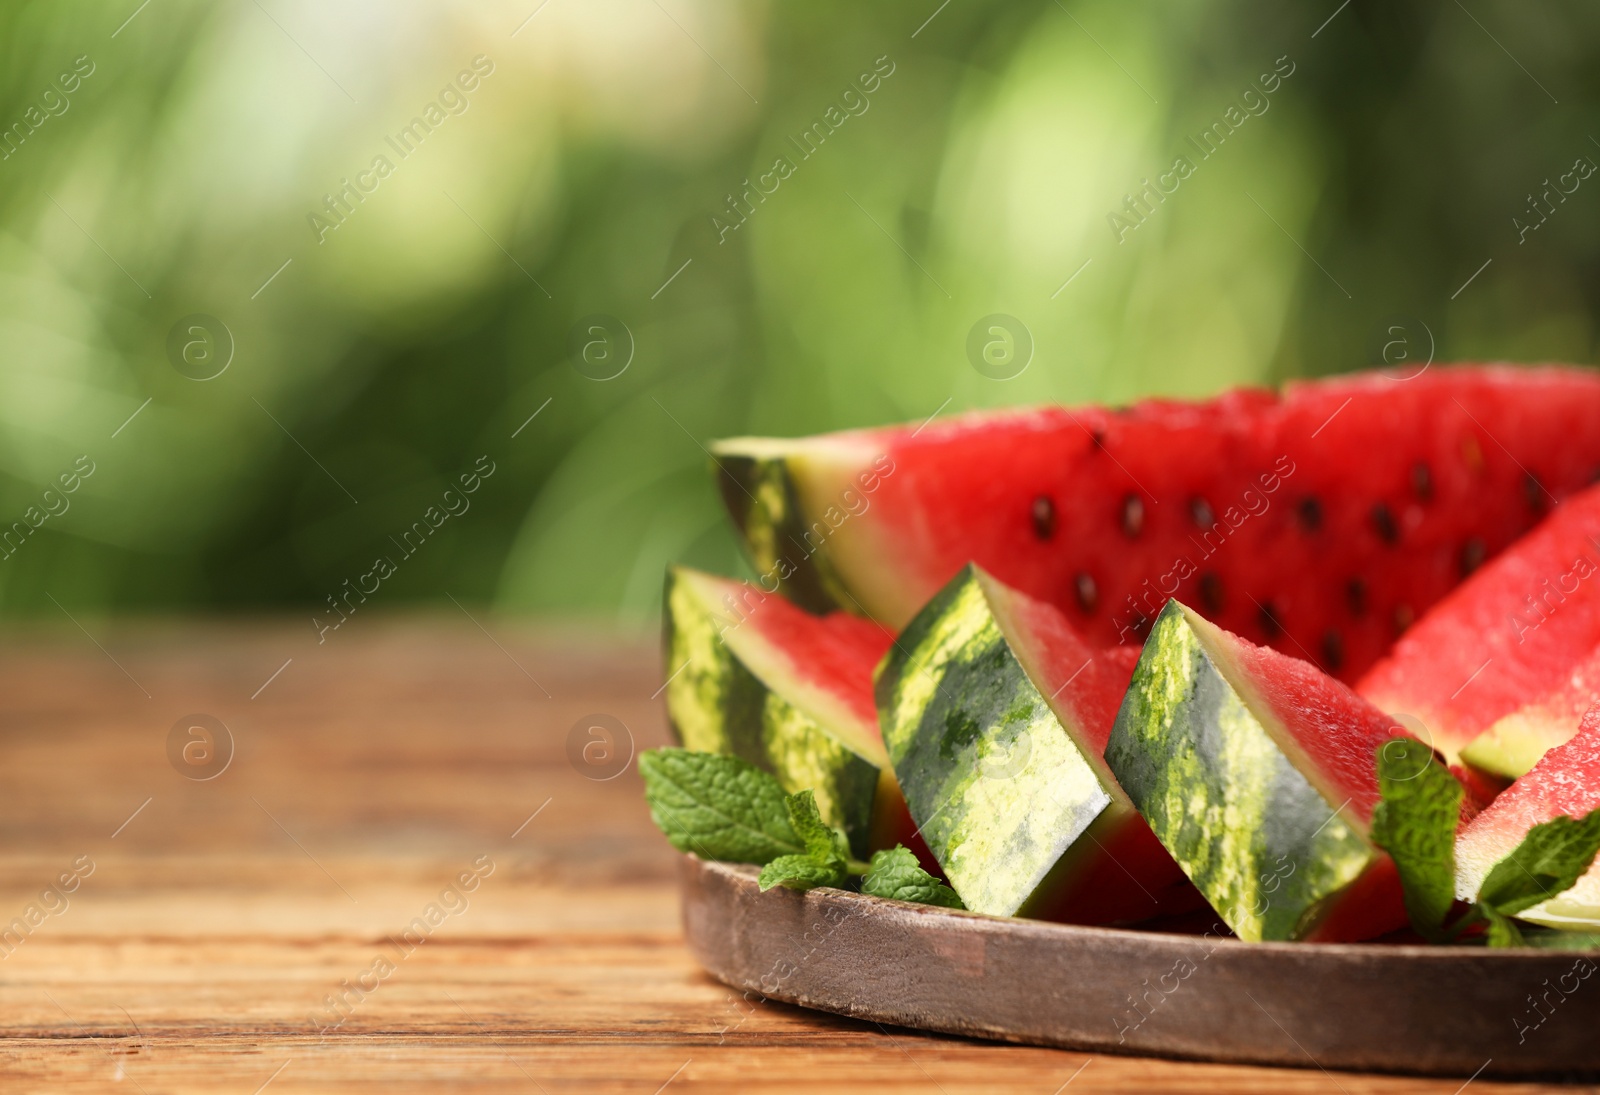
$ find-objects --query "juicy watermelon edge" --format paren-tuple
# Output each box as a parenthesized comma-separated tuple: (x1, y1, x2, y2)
(1461, 712, 1574, 780)
(1106, 601, 1388, 942)
(662, 567, 886, 857)
(874, 566, 1119, 917)
(710, 447, 860, 618)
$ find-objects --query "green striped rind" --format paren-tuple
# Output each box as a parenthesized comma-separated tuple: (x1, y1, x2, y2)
(875, 567, 1113, 917)
(662, 570, 879, 856)
(710, 449, 850, 615)
(1105, 602, 1378, 942)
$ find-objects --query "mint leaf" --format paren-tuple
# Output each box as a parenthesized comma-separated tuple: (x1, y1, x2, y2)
(638, 749, 803, 863)
(786, 790, 850, 866)
(1369, 736, 1461, 940)
(753, 792, 866, 890)
(1476, 810, 1600, 918)
(1484, 909, 1526, 949)
(758, 854, 847, 892)
(861, 845, 965, 909)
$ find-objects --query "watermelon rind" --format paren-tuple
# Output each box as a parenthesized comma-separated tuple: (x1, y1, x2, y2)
(1461, 715, 1570, 781)
(1106, 601, 1382, 942)
(711, 436, 892, 618)
(876, 565, 1129, 919)
(662, 566, 894, 857)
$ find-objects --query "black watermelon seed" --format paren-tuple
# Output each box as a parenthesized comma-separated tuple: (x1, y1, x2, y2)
(1394, 603, 1415, 634)
(1257, 600, 1283, 640)
(1074, 572, 1098, 613)
(1199, 573, 1224, 615)
(1525, 472, 1549, 513)
(1031, 495, 1056, 541)
(1371, 503, 1399, 545)
(1321, 630, 1345, 672)
(1131, 614, 1152, 640)
(1411, 461, 1434, 501)
(1121, 493, 1145, 538)
(1296, 497, 1323, 532)
(1460, 537, 1487, 577)
(1346, 578, 1368, 617)
(1090, 428, 1106, 451)
(1190, 496, 1215, 529)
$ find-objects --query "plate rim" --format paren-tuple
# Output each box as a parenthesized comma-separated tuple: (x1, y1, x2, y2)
(680, 855, 1600, 1079)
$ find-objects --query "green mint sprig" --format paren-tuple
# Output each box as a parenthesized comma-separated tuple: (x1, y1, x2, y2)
(638, 746, 807, 864)
(1370, 736, 1600, 947)
(859, 844, 964, 908)
(1370, 737, 1460, 940)
(759, 789, 862, 890)
(639, 748, 963, 909)
(1475, 811, 1600, 919)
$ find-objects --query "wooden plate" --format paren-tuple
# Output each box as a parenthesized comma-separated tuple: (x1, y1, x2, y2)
(680, 856, 1600, 1079)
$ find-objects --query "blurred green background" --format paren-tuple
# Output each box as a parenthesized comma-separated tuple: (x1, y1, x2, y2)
(3, 0, 1596, 625)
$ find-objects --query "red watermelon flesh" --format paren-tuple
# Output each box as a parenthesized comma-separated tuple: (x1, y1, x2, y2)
(713, 366, 1600, 684)
(1455, 703, 1600, 929)
(715, 578, 892, 744)
(1358, 482, 1600, 775)
(1223, 626, 1406, 827)
(997, 576, 1143, 754)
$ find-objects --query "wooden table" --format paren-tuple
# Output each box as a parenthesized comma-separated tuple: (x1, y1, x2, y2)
(0, 618, 1580, 1093)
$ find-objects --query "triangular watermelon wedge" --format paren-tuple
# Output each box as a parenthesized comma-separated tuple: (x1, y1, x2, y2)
(714, 366, 1600, 683)
(1456, 703, 1600, 930)
(662, 566, 916, 858)
(874, 564, 1198, 924)
(1107, 600, 1430, 942)
(1358, 483, 1600, 778)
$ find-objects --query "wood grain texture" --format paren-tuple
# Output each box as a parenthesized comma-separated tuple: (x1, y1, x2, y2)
(0, 617, 1582, 1093)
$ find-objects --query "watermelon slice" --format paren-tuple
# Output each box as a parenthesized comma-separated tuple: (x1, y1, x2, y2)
(1106, 600, 1423, 942)
(662, 566, 911, 857)
(714, 366, 1600, 683)
(1456, 703, 1600, 929)
(1358, 484, 1600, 778)
(874, 564, 1197, 924)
